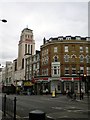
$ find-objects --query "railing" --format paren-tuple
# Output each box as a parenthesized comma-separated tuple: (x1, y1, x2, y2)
(2, 95, 56, 120)
(2, 94, 16, 120)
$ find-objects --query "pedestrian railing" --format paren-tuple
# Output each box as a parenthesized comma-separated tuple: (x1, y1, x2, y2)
(2, 94, 16, 120)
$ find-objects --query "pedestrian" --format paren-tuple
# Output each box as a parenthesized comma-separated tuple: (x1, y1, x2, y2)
(81, 88, 84, 99)
(45, 88, 48, 95)
(66, 89, 69, 97)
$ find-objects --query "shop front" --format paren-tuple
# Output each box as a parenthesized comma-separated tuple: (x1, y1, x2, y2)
(23, 81, 34, 95)
(16, 80, 23, 94)
(49, 77, 86, 94)
(34, 77, 50, 95)
(59, 77, 85, 94)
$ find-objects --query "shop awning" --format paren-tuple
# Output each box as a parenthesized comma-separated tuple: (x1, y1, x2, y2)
(59, 77, 81, 81)
(34, 77, 49, 83)
(23, 81, 34, 86)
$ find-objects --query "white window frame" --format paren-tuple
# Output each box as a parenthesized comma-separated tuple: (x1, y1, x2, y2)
(86, 55, 90, 63)
(76, 37, 81, 40)
(54, 47, 57, 53)
(80, 67, 84, 75)
(58, 37, 63, 40)
(66, 37, 71, 40)
(64, 55, 69, 62)
(65, 67, 69, 75)
(87, 67, 90, 75)
(80, 46, 83, 53)
(65, 46, 68, 52)
(80, 55, 84, 62)
(86, 47, 89, 53)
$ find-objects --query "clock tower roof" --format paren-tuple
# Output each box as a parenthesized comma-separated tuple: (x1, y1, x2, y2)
(22, 27, 33, 33)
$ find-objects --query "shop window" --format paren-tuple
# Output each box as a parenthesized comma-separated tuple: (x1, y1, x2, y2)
(58, 85, 61, 91)
(66, 82, 70, 90)
(74, 82, 78, 90)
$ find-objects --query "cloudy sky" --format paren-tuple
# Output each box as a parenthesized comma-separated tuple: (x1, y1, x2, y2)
(0, 0, 89, 66)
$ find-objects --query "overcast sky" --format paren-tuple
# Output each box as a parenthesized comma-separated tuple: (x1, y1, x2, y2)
(0, 1, 89, 66)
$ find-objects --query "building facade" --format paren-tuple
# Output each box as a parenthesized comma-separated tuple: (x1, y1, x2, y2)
(24, 50, 40, 94)
(2, 28, 36, 94)
(39, 36, 90, 94)
(16, 27, 35, 81)
(2, 27, 90, 95)
(2, 61, 14, 86)
(14, 27, 35, 89)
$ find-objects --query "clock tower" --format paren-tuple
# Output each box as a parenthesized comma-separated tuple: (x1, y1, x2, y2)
(17, 27, 35, 80)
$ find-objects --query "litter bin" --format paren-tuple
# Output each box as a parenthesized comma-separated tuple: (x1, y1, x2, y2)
(29, 110, 45, 120)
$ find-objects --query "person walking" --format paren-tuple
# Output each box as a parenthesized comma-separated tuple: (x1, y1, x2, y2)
(81, 88, 84, 99)
(66, 89, 69, 97)
(45, 88, 48, 95)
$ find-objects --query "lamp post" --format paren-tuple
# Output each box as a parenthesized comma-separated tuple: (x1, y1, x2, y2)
(61, 79, 64, 94)
(77, 71, 81, 100)
(0, 19, 7, 23)
(71, 78, 74, 94)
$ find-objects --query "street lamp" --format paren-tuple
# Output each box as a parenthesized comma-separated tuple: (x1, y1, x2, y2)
(60, 79, 64, 94)
(77, 71, 81, 100)
(71, 78, 74, 93)
(0, 19, 7, 23)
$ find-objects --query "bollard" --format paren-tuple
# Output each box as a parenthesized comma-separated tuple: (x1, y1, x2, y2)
(29, 110, 45, 120)
(52, 91, 55, 98)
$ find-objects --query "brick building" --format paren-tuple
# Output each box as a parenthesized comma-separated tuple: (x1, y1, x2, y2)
(38, 36, 90, 94)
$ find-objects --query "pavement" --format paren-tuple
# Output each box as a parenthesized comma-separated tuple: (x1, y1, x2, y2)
(0, 110, 2, 120)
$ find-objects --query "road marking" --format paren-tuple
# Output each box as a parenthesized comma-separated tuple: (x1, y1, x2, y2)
(46, 115, 53, 119)
(52, 107, 63, 110)
(62, 116, 68, 118)
(67, 110, 72, 112)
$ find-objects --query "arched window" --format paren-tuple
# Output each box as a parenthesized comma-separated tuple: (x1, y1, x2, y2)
(80, 55, 84, 62)
(86, 55, 90, 63)
(72, 56, 75, 62)
(64, 55, 69, 62)
(54, 56, 58, 62)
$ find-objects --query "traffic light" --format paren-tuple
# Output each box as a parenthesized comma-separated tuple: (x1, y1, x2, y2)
(82, 75, 86, 82)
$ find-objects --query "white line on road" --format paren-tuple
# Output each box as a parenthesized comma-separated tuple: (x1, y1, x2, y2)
(52, 107, 64, 110)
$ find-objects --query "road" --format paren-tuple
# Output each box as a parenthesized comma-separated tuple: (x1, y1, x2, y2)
(0, 93, 90, 119)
